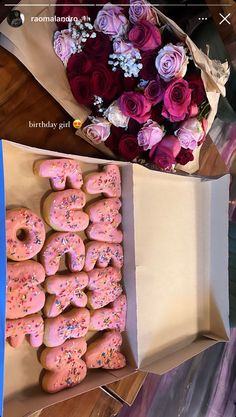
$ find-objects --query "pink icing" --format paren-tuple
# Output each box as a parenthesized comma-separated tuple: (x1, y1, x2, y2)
(44, 272, 88, 317)
(84, 242, 123, 272)
(40, 232, 85, 276)
(87, 267, 122, 291)
(6, 314, 44, 348)
(87, 267, 122, 309)
(83, 165, 121, 197)
(34, 158, 83, 190)
(86, 223, 123, 243)
(86, 198, 122, 227)
(44, 308, 90, 347)
(84, 331, 126, 369)
(6, 208, 46, 261)
(7, 260, 45, 319)
(43, 189, 89, 232)
(40, 338, 87, 393)
(89, 294, 127, 332)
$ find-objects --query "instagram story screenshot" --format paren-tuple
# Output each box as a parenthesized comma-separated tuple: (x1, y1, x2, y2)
(0, 1, 236, 417)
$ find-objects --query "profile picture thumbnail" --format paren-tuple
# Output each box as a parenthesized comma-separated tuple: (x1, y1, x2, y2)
(7, 10, 25, 28)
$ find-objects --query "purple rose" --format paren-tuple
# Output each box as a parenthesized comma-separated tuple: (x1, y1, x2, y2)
(128, 20, 161, 51)
(118, 92, 152, 124)
(162, 79, 192, 122)
(113, 37, 137, 55)
(137, 120, 164, 150)
(82, 117, 111, 144)
(144, 75, 164, 105)
(129, 0, 157, 24)
(155, 44, 189, 82)
(149, 135, 181, 170)
(94, 4, 128, 37)
(53, 30, 76, 66)
(175, 117, 206, 150)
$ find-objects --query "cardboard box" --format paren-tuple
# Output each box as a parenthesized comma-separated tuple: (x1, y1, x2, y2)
(1, 140, 230, 417)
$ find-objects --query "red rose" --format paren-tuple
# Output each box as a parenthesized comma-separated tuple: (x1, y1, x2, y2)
(83, 32, 112, 59)
(175, 148, 194, 165)
(140, 51, 158, 80)
(128, 20, 161, 51)
(118, 134, 142, 161)
(69, 75, 93, 106)
(149, 135, 181, 170)
(105, 126, 124, 154)
(151, 104, 165, 125)
(144, 75, 164, 105)
(185, 73, 206, 106)
(162, 79, 193, 122)
(55, 1, 88, 30)
(118, 92, 152, 124)
(66, 52, 93, 79)
(91, 64, 121, 102)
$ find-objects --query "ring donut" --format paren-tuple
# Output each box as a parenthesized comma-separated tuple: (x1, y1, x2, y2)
(6, 208, 46, 261)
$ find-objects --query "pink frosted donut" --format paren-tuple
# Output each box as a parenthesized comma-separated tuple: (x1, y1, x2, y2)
(84, 331, 126, 369)
(85, 198, 122, 227)
(86, 223, 123, 244)
(40, 232, 85, 276)
(89, 294, 126, 332)
(34, 158, 83, 191)
(87, 267, 122, 309)
(7, 260, 45, 319)
(44, 272, 88, 317)
(6, 208, 46, 261)
(44, 308, 90, 347)
(83, 165, 121, 197)
(6, 314, 44, 348)
(43, 189, 89, 232)
(40, 338, 87, 393)
(84, 242, 123, 272)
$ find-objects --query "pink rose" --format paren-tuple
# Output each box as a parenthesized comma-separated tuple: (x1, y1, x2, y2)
(118, 92, 152, 123)
(113, 37, 137, 55)
(53, 30, 76, 66)
(155, 44, 189, 82)
(82, 118, 111, 144)
(149, 135, 181, 170)
(94, 4, 128, 37)
(129, 0, 157, 24)
(144, 75, 164, 105)
(175, 117, 206, 150)
(162, 79, 192, 122)
(137, 120, 164, 150)
(128, 20, 161, 51)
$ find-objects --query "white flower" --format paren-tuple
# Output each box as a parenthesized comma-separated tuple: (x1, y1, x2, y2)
(104, 101, 130, 128)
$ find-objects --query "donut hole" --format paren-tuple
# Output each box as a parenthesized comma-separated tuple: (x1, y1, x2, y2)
(16, 228, 28, 242)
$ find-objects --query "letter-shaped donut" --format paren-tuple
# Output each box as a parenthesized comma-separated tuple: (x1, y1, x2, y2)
(6, 208, 46, 261)
(83, 165, 121, 197)
(87, 267, 122, 309)
(40, 338, 87, 393)
(85, 198, 122, 227)
(6, 314, 44, 348)
(86, 223, 123, 243)
(84, 331, 126, 369)
(43, 189, 89, 232)
(44, 308, 90, 347)
(44, 272, 88, 317)
(89, 294, 126, 332)
(34, 158, 83, 190)
(84, 242, 123, 272)
(7, 260, 46, 319)
(40, 232, 85, 276)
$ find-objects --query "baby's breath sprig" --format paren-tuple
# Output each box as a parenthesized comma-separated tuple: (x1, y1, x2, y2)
(68, 17, 96, 53)
(108, 51, 143, 78)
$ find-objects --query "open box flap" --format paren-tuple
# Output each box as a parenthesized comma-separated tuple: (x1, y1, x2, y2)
(132, 164, 230, 373)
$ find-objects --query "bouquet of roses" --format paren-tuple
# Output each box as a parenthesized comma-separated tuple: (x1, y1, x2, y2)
(53, 0, 213, 170)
